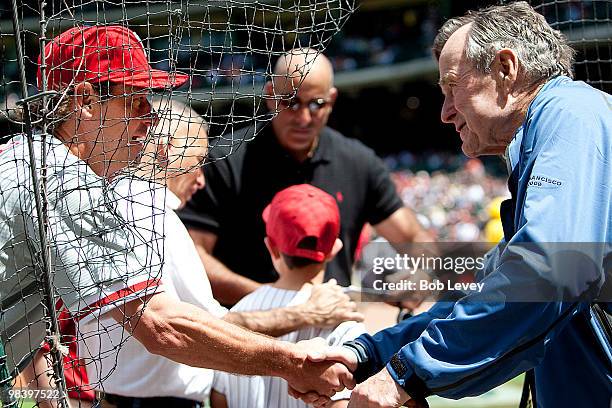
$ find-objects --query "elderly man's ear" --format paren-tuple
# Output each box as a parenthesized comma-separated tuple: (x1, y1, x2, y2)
(493, 49, 520, 92)
(73, 81, 98, 118)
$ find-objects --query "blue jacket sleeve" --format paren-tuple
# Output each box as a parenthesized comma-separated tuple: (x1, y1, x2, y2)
(353, 300, 458, 380)
(353, 243, 506, 381)
(366, 90, 611, 400)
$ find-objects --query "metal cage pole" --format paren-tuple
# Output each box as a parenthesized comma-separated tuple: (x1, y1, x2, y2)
(9, 0, 69, 405)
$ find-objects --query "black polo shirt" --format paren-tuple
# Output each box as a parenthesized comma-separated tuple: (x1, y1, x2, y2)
(177, 124, 403, 286)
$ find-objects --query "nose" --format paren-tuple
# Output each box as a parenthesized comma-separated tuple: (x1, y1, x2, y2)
(293, 105, 312, 126)
(440, 95, 456, 124)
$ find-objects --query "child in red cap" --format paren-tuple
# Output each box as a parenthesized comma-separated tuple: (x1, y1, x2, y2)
(210, 184, 365, 408)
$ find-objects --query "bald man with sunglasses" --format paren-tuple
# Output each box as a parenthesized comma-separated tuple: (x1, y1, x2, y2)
(178, 48, 432, 306)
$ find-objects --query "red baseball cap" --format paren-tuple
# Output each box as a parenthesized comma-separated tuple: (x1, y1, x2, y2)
(262, 184, 340, 262)
(37, 25, 188, 91)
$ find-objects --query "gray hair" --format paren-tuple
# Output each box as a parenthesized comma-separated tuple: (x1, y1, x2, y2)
(137, 99, 208, 179)
(152, 99, 208, 147)
(19, 81, 112, 132)
(433, 1, 575, 88)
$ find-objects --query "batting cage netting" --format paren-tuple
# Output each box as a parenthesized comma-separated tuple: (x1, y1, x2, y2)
(532, 0, 611, 93)
(0, 0, 610, 407)
(0, 0, 355, 406)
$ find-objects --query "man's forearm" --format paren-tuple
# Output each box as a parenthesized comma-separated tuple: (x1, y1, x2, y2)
(224, 305, 314, 337)
(224, 281, 364, 337)
(374, 207, 434, 246)
(199, 249, 261, 305)
(116, 292, 296, 377)
(110, 293, 353, 397)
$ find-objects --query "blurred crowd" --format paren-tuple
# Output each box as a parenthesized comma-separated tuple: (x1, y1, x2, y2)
(388, 154, 509, 242)
(2, 0, 605, 110)
(151, 0, 606, 86)
(327, 6, 439, 72)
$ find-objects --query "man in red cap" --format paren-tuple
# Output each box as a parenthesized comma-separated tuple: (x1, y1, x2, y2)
(211, 184, 365, 408)
(4, 25, 355, 407)
(36, 25, 188, 179)
(10, 24, 187, 407)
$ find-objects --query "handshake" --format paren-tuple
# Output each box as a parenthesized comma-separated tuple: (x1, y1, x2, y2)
(280, 338, 428, 408)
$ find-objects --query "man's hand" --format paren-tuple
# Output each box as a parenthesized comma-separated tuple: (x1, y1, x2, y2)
(307, 345, 358, 372)
(284, 353, 355, 398)
(348, 368, 422, 408)
(299, 279, 364, 327)
(288, 342, 359, 407)
(283, 338, 356, 404)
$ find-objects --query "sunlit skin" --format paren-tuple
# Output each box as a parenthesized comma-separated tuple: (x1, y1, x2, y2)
(164, 126, 208, 208)
(137, 110, 209, 208)
(265, 50, 338, 163)
(55, 82, 156, 179)
(438, 24, 534, 157)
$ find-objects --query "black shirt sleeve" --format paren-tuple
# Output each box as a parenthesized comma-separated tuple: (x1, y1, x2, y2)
(363, 149, 404, 226)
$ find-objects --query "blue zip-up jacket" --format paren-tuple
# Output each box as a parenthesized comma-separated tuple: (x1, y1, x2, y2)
(353, 77, 612, 407)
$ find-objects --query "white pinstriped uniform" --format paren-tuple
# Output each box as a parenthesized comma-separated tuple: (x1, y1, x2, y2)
(212, 285, 365, 408)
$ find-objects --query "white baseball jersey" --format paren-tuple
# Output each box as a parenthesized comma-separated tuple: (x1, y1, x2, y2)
(0, 134, 161, 373)
(212, 286, 365, 408)
(80, 180, 228, 400)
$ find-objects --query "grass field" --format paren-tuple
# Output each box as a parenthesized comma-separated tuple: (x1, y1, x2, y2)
(428, 374, 523, 408)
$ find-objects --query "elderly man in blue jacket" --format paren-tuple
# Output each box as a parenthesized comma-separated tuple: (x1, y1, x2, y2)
(295, 2, 612, 407)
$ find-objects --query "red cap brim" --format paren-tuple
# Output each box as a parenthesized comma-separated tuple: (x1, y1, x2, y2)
(108, 69, 189, 90)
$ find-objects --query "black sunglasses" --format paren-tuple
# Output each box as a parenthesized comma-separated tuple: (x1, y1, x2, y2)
(279, 97, 330, 113)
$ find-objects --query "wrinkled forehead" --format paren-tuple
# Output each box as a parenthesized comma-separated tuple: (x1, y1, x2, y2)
(147, 116, 207, 158)
(438, 24, 472, 79)
(273, 76, 333, 101)
(270, 74, 302, 95)
(179, 143, 208, 167)
(162, 126, 208, 172)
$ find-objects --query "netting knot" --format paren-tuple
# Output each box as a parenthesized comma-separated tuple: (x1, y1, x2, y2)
(46, 334, 69, 357)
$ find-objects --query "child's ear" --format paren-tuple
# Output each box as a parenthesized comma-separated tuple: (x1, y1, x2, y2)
(326, 238, 343, 260)
(264, 237, 281, 260)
